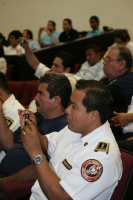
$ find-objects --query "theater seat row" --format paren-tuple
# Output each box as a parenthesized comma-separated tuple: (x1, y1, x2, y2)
(7, 80, 39, 107)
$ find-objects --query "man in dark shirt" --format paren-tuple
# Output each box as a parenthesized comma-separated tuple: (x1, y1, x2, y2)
(59, 18, 79, 42)
(100, 44, 133, 119)
(0, 73, 72, 190)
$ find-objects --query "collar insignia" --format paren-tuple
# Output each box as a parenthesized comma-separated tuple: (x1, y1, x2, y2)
(94, 142, 110, 154)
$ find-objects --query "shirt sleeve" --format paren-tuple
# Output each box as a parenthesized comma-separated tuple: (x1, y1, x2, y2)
(35, 63, 50, 79)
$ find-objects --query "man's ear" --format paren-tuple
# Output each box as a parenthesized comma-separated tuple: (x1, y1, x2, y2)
(119, 60, 126, 70)
(64, 67, 71, 73)
(91, 110, 100, 121)
(53, 96, 61, 106)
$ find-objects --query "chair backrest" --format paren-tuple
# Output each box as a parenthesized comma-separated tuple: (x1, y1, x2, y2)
(111, 149, 133, 200)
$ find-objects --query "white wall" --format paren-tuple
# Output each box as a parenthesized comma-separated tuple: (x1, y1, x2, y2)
(0, 0, 133, 41)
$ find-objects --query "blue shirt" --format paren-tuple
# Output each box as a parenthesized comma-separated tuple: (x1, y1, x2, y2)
(28, 39, 41, 50)
(86, 29, 102, 37)
(41, 31, 60, 45)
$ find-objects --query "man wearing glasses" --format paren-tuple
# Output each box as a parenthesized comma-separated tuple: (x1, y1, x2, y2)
(101, 45, 133, 120)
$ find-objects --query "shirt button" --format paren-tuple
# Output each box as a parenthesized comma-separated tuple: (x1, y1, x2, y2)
(84, 142, 88, 146)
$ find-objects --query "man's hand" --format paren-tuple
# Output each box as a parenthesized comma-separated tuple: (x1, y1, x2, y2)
(18, 37, 30, 51)
(21, 119, 43, 159)
(110, 111, 130, 128)
(18, 109, 37, 129)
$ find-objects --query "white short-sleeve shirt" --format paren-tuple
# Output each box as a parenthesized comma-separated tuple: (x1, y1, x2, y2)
(30, 122, 122, 200)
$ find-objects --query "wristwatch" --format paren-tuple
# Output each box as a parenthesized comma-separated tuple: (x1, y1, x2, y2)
(32, 154, 46, 165)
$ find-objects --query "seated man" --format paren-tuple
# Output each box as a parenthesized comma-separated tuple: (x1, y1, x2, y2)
(0, 72, 24, 161)
(22, 29, 41, 51)
(59, 18, 79, 42)
(76, 43, 104, 80)
(20, 37, 81, 92)
(0, 73, 71, 194)
(5, 30, 25, 55)
(86, 16, 102, 37)
(100, 44, 133, 119)
(21, 80, 122, 200)
(38, 20, 60, 46)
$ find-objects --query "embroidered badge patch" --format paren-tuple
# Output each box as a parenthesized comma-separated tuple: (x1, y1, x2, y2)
(81, 159, 103, 182)
(5, 117, 14, 128)
(94, 142, 110, 154)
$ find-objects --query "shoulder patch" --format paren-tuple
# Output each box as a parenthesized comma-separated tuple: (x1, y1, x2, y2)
(81, 159, 103, 182)
(94, 142, 110, 154)
(5, 117, 14, 128)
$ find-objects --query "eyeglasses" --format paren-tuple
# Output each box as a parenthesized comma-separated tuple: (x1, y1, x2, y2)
(103, 57, 122, 63)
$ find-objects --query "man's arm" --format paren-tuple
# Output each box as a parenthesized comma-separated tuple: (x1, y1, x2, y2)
(0, 165, 37, 190)
(0, 102, 14, 152)
(19, 37, 40, 71)
(21, 119, 71, 199)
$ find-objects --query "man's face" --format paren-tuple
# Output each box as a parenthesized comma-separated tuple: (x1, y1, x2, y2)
(114, 38, 126, 46)
(9, 35, 19, 47)
(103, 49, 123, 80)
(22, 30, 29, 39)
(66, 88, 93, 135)
(47, 22, 55, 32)
(86, 48, 101, 66)
(51, 57, 65, 73)
(90, 19, 99, 30)
(34, 83, 54, 118)
(63, 20, 71, 32)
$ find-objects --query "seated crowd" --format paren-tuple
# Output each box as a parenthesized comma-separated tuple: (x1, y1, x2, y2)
(0, 17, 133, 199)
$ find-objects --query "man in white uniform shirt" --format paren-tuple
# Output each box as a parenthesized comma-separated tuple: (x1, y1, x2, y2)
(21, 79, 122, 200)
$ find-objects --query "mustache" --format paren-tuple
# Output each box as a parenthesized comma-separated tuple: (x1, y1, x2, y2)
(35, 101, 40, 107)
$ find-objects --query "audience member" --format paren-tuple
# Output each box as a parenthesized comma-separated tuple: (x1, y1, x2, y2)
(113, 29, 133, 56)
(21, 80, 122, 200)
(22, 29, 41, 51)
(0, 72, 24, 161)
(59, 18, 79, 42)
(0, 45, 7, 75)
(86, 16, 102, 37)
(20, 37, 81, 91)
(38, 21, 60, 46)
(0, 73, 72, 198)
(0, 33, 8, 53)
(76, 43, 104, 80)
(5, 30, 25, 55)
(100, 45, 133, 119)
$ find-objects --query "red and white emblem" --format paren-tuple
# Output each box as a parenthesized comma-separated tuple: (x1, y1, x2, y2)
(81, 159, 103, 182)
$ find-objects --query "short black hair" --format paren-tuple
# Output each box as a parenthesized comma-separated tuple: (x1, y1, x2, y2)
(75, 80, 112, 124)
(39, 73, 72, 108)
(8, 30, 22, 39)
(55, 51, 75, 73)
(114, 29, 130, 42)
(48, 20, 56, 27)
(0, 33, 7, 46)
(0, 44, 5, 58)
(90, 16, 99, 24)
(110, 44, 133, 69)
(0, 72, 10, 94)
(85, 43, 102, 57)
(63, 18, 72, 25)
(24, 29, 33, 39)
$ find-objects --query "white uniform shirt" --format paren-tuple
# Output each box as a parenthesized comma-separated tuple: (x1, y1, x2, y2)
(76, 60, 104, 80)
(5, 44, 25, 55)
(0, 57, 7, 74)
(30, 121, 122, 200)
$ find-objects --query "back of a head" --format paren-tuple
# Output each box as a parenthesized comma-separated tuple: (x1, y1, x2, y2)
(55, 51, 75, 73)
(110, 44, 133, 69)
(85, 43, 102, 57)
(75, 80, 112, 124)
(39, 73, 72, 108)
(24, 29, 33, 39)
(90, 16, 99, 24)
(114, 29, 130, 42)
(0, 33, 6, 46)
(8, 30, 22, 39)
(0, 72, 10, 94)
